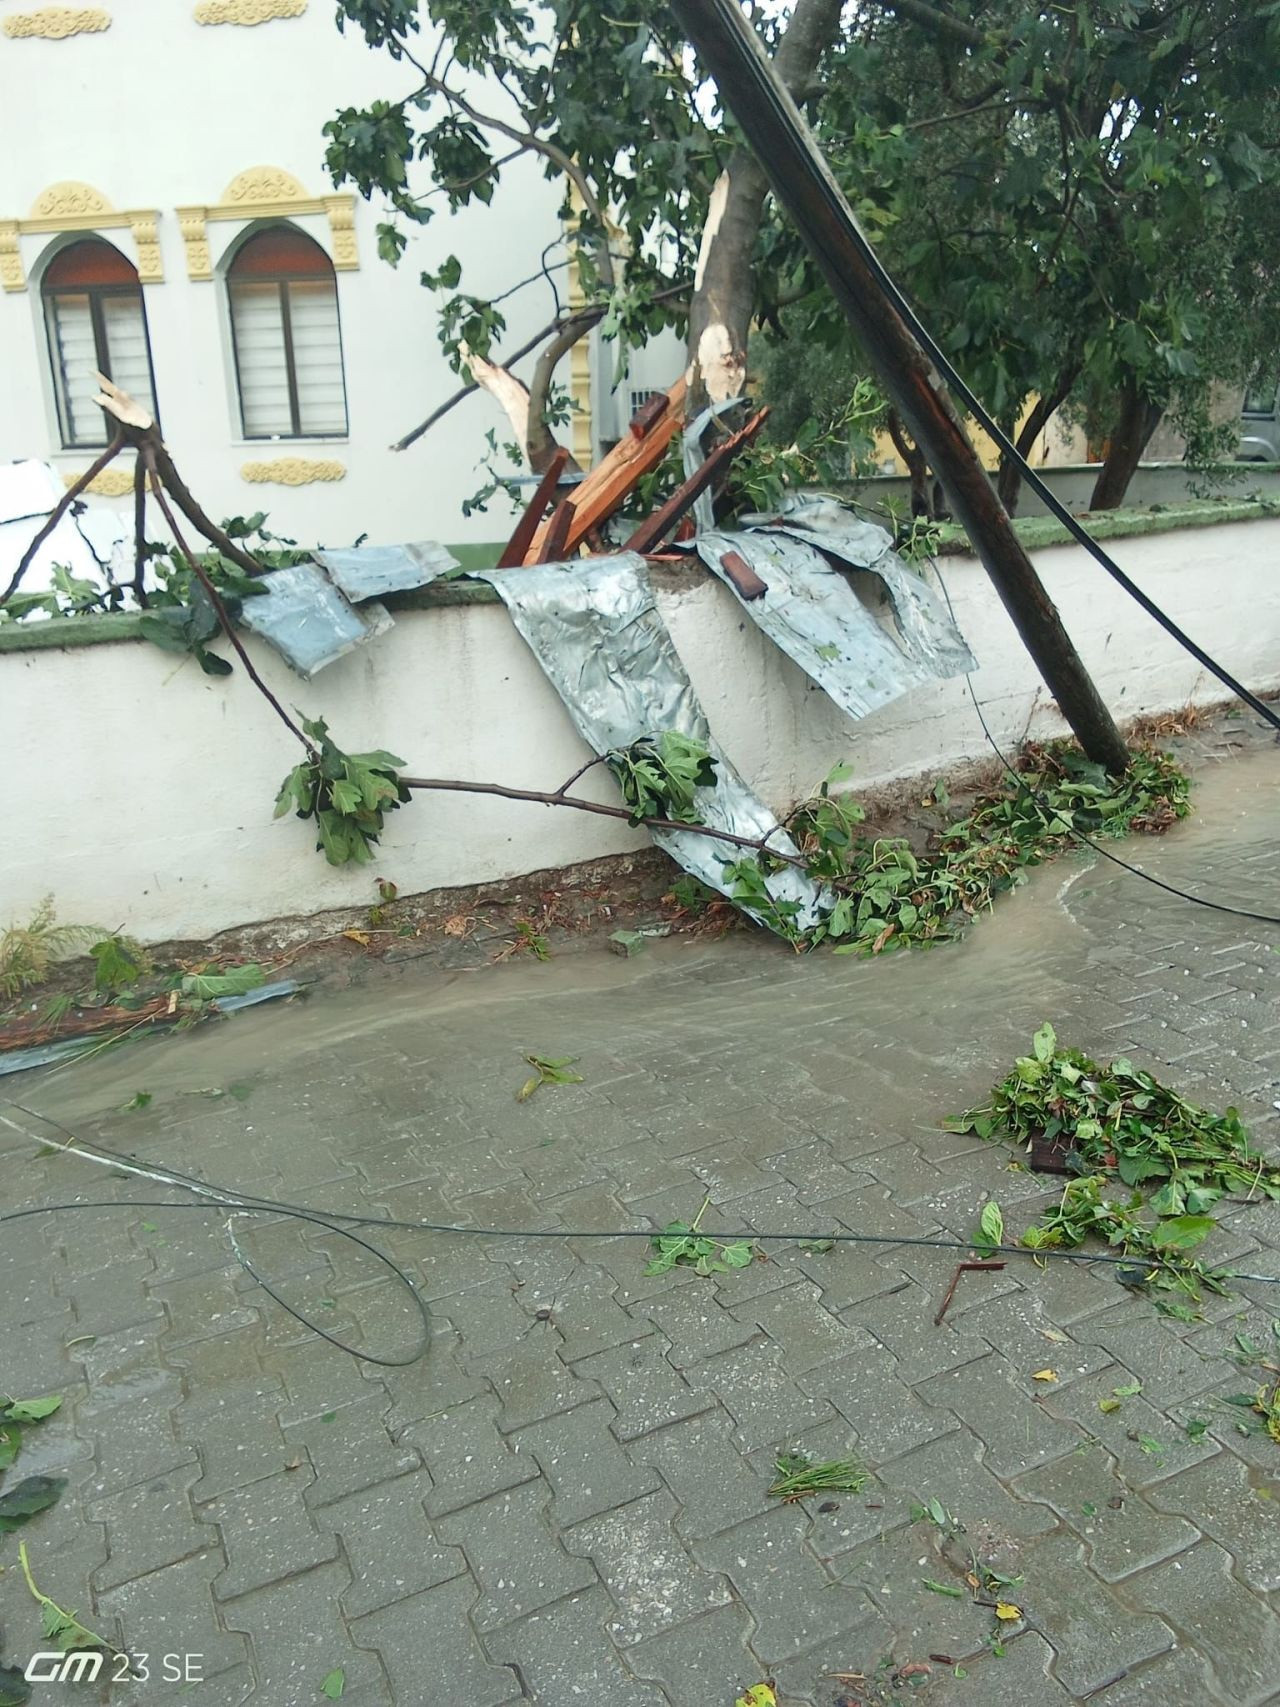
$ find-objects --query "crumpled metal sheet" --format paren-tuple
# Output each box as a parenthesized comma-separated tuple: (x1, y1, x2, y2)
(476, 554, 826, 934)
(690, 503, 974, 722)
(238, 563, 390, 678)
(312, 540, 459, 602)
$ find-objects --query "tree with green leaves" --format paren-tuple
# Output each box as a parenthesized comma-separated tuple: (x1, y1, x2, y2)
(326, 2, 1280, 515)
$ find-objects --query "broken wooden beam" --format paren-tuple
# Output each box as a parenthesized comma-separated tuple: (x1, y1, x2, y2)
(496, 447, 570, 568)
(534, 495, 577, 564)
(524, 375, 687, 562)
(716, 548, 768, 601)
(622, 406, 768, 556)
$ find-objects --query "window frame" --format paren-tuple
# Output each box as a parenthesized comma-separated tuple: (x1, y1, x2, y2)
(41, 248, 159, 450)
(225, 233, 349, 441)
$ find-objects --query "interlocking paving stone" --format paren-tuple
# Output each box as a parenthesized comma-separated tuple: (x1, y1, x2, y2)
(694, 1503, 854, 1664)
(351, 1576, 522, 1707)
(4, 729, 1276, 1705)
(565, 1489, 733, 1646)
(481, 1585, 666, 1707)
(1125, 1539, 1280, 1707)
(435, 1482, 598, 1631)
(404, 1393, 539, 1516)
(513, 1397, 661, 1527)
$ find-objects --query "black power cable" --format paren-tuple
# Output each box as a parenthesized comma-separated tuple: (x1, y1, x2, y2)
(5, 1107, 1279, 1331)
(928, 560, 1280, 928)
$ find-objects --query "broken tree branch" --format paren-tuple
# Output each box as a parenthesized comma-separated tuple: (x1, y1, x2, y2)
(399, 773, 807, 867)
(0, 435, 123, 607)
(142, 445, 314, 755)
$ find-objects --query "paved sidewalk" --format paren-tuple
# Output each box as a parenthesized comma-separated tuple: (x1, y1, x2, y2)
(1, 733, 1277, 1706)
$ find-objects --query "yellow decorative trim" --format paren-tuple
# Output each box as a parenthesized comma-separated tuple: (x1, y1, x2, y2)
(193, 0, 305, 22)
(0, 222, 23, 292)
(175, 207, 211, 281)
(221, 166, 309, 206)
(2, 7, 110, 38)
(62, 466, 135, 497)
(127, 212, 163, 283)
(176, 170, 358, 277)
(323, 196, 357, 272)
(29, 181, 114, 221)
(241, 458, 346, 486)
(564, 198, 593, 466)
(0, 186, 164, 290)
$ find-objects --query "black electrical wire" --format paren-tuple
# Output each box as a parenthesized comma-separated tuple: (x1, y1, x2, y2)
(6, 1106, 1280, 1290)
(681, 0, 1280, 737)
(928, 559, 1280, 927)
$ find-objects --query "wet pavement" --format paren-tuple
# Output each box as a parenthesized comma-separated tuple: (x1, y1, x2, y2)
(1, 724, 1278, 1706)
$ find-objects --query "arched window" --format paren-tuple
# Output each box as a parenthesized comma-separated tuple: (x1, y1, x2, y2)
(42, 239, 158, 449)
(227, 227, 348, 439)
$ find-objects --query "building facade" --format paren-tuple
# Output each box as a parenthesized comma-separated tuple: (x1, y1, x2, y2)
(0, 0, 677, 552)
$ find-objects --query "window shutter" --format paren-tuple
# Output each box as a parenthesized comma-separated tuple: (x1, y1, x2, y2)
(45, 292, 104, 446)
(288, 280, 347, 436)
(100, 294, 156, 420)
(229, 281, 294, 438)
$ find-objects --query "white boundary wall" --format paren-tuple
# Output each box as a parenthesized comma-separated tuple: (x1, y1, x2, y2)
(3, 519, 1277, 942)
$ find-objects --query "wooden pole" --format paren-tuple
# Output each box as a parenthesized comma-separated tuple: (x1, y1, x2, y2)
(668, 0, 1130, 774)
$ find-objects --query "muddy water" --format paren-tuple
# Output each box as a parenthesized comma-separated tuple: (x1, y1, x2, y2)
(10, 741, 1279, 1142)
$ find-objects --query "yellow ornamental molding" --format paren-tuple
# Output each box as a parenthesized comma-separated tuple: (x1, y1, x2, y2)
(176, 173, 358, 278)
(221, 166, 310, 206)
(1, 186, 164, 289)
(194, 0, 305, 22)
(2, 7, 110, 37)
(175, 207, 212, 282)
(0, 222, 23, 292)
(127, 211, 163, 283)
(29, 181, 113, 221)
(241, 458, 345, 486)
(62, 465, 135, 496)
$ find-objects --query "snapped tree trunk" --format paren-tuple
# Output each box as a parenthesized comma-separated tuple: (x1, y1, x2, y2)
(1089, 380, 1164, 511)
(685, 0, 845, 417)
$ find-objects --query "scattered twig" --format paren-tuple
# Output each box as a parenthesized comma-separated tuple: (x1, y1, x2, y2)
(934, 1260, 1005, 1325)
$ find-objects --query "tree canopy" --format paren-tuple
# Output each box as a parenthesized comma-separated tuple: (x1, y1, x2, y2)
(325, 1, 1280, 509)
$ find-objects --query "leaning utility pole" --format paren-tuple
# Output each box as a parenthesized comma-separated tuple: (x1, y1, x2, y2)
(668, 0, 1131, 775)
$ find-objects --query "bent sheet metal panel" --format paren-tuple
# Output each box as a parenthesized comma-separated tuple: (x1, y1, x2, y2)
(692, 517, 974, 722)
(312, 540, 460, 603)
(475, 554, 826, 933)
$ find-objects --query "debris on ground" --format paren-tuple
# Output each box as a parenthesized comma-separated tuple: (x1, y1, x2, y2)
(767, 1450, 869, 1503)
(947, 1021, 1279, 1307)
(644, 1195, 757, 1276)
(514, 1052, 584, 1101)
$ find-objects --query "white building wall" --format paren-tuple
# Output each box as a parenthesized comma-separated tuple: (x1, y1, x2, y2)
(2, 519, 1275, 943)
(0, 3, 574, 547)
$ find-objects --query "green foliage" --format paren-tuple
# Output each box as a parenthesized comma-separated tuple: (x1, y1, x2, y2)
(607, 732, 718, 826)
(89, 934, 148, 996)
(974, 1200, 1004, 1255)
(767, 1449, 868, 1501)
(18, 1542, 115, 1660)
(0, 897, 100, 1000)
(0, 1477, 65, 1535)
(787, 741, 1190, 956)
(275, 716, 410, 866)
(948, 1024, 1278, 1302)
(515, 1053, 583, 1102)
(645, 1198, 756, 1278)
(180, 964, 266, 1001)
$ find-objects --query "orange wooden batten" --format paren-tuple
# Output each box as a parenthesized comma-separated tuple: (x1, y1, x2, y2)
(523, 374, 687, 563)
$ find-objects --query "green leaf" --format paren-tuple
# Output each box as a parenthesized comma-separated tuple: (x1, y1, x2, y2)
(4, 1395, 62, 1423)
(1032, 1022, 1056, 1063)
(89, 935, 144, 994)
(0, 1474, 66, 1532)
(180, 964, 265, 1000)
(320, 1669, 346, 1700)
(0, 1421, 20, 1470)
(720, 1241, 754, 1268)
(1152, 1214, 1216, 1252)
(921, 1578, 965, 1597)
(0, 1663, 31, 1706)
(1116, 1153, 1168, 1186)
(978, 1201, 1004, 1250)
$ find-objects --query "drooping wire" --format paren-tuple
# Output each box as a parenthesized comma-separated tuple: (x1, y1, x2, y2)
(928, 558, 1280, 928)
(5, 1105, 1279, 1293)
